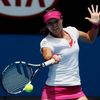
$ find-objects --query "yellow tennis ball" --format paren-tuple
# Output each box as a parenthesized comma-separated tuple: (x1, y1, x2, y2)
(24, 83, 33, 93)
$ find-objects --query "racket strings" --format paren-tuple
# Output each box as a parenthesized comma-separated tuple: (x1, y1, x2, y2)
(2, 63, 33, 94)
(3, 72, 28, 93)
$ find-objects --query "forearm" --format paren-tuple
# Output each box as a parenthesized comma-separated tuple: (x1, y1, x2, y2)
(84, 4, 100, 42)
(42, 48, 53, 61)
(87, 24, 99, 42)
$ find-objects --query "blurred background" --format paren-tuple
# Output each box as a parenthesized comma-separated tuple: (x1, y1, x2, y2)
(0, 0, 100, 100)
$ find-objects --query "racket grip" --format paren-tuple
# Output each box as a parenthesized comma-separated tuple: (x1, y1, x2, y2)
(42, 58, 55, 67)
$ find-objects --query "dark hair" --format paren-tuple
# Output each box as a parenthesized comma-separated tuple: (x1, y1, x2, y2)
(40, 24, 52, 37)
(40, 8, 56, 36)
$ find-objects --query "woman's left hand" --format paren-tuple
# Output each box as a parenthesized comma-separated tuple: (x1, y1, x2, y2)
(85, 5, 100, 26)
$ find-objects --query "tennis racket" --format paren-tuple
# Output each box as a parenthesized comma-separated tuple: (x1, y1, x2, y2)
(1, 59, 55, 94)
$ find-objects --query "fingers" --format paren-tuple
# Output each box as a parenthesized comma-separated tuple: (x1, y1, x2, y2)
(88, 4, 99, 14)
(96, 5, 98, 13)
(86, 4, 100, 25)
(85, 17, 90, 20)
(88, 7, 92, 14)
(91, 5, 95, 13)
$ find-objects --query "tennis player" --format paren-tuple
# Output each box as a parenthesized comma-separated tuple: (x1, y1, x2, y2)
(40, 5, 100, 100)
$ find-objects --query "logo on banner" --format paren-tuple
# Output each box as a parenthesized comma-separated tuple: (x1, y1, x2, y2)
(0, 0, 57, 17)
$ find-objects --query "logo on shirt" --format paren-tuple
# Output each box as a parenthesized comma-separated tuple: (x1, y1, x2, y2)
(42, 41, 48, 46)
(0, 0, 57, 17)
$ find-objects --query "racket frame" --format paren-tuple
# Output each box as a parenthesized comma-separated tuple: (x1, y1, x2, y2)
(2, 58, 55, 94)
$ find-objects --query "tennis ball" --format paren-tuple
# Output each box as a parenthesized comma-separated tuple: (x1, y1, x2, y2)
(24, 83, 33, 93)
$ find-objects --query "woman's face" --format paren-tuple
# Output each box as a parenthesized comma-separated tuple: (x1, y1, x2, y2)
(46, 18, 63, 36)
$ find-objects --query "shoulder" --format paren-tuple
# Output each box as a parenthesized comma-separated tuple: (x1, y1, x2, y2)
(63, 26, 78, 32)
(63, 26, 79, 39)
(40, 35, 54, 51)
(40, 37, 48, 46)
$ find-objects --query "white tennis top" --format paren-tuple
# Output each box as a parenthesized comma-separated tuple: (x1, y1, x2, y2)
(40, 26, 81, 86)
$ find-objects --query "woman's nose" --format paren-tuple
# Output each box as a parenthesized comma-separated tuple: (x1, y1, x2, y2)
(52, 23, 58, 27)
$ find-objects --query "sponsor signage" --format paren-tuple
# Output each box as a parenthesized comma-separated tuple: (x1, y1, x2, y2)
(0, 0, 57, 17)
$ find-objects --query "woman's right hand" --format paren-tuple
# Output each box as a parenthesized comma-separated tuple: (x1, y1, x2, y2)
(52, 54, 62, 64)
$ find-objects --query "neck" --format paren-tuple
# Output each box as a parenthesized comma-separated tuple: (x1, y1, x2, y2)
(50, 29, 64, 38)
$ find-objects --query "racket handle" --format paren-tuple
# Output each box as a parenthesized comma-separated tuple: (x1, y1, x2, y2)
(42, 58, 55, 67)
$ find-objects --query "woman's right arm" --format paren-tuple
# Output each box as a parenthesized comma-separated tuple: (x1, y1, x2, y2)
(41, 47, 53, 61)
(41, 47, 61, 63)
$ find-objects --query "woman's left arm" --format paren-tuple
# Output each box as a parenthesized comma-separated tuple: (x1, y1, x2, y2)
(79, 5, 100, 43)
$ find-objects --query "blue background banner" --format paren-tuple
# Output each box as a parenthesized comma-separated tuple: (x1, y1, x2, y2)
(0, 34, 100, 96)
